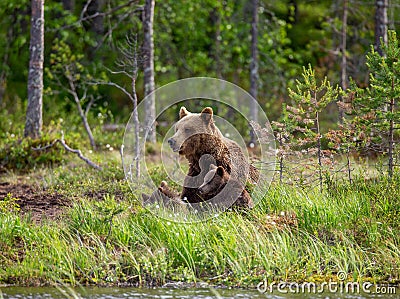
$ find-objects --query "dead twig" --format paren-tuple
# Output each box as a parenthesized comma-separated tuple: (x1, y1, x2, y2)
(32, 133, 102, 170)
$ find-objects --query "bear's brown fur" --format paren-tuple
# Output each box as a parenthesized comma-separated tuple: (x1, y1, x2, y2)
(164, 106, 259, 204)
(199, 164, 254, 209)
(142, 181, 183, 207)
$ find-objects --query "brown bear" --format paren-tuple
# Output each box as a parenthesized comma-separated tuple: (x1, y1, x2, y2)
(199, 164, 254, 209)
(142, 181, 182, 208)
(163, 106, 259, 205)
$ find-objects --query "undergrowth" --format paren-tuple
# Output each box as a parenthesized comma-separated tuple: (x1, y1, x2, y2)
(0, 157, 399, 287)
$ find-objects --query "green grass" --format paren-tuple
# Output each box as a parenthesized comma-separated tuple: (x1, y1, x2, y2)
(0, 154, 399, 287)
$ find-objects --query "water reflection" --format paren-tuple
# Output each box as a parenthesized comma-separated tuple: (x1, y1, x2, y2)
(0, 286, 398, 299)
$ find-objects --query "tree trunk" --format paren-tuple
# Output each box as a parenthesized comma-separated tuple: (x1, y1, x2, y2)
(339, 0, 348, 123)
(210, 7, 222, 79)
(288, 0, 298, 23)
(143, 0, 156, 143)
(315, 107, 323, 192)
(24, 0, 44, 139)
(388, 77, 395, 178)
(131, 40, 140, 178)
(73, 93, 96, 149)
(62, 0, 75, 11)
(0, 24, 14, 106)
(346, 148, 352, 184)
(278, 137, 284, 183)
(249, 0, 258, 146)
(87, 0, 105, 36)
(375, 0, 388, 56)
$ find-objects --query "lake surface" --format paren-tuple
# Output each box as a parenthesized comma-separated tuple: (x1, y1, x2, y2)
(0, 286, 398, 299)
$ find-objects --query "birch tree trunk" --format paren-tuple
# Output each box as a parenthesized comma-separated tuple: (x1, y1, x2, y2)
(143, 0, 156, 143)
(24, 0, 44, 139)
(249, 0, 258, 146)
(339, 0, 348, 123)
(210, 8, 222, 79)
(375, 0, 388, 56)
(388, 77, 395, 178)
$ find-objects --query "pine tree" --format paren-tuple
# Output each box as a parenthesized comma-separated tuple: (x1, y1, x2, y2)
(271, 105, 297, 183)
(287, 65, 340, 191)
(348, 30, 400, 177)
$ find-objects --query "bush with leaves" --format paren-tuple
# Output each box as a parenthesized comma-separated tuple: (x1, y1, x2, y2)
(0, 193, 20, 214)
(0, 132, 63, 171)
(0, 120, 83, 171)
(46, 39, 104, 149)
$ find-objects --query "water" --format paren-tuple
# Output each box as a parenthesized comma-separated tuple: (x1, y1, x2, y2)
(0, 286, 398, 299)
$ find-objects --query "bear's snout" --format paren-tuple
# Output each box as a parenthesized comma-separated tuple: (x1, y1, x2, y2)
(168, 138, 175, 147)
(198, 186, 205, 194)
(168, 138, 180, 152)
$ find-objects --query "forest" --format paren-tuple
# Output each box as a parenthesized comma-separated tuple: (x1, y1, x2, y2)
(0, 0, 400, 295)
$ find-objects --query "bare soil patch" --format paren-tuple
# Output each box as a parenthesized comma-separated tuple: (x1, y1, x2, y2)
(0, 182, 68, 222)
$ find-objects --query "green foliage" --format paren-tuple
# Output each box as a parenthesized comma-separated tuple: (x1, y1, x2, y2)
(0, 193, 20, 214)
(0, 149, 399, 286)
(94, 194, 125, 226)
(287, 65, 340, 139)
(147, 164, 181, 191)
(0, 1, 400, 287)
(0, 119, 85, 171)
(1, 0, 399, 138)
(0, 170, 399, 286)
(46, 38, 99, 103)
(346, 30, 400, 176)
(285, 65, 341, 188)
(154, 0, 300, 109)
(0, 133, 64, 171)
(351, 31, 400, 126)
(271, 105, 298, 182)
(68, 195, 126, 238)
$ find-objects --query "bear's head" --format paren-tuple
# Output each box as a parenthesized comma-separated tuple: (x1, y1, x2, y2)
(167, 107, 222, 154)
(199, 164, 229, 196)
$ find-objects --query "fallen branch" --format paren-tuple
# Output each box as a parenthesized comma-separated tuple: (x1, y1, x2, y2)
(32, 134, 102, 170)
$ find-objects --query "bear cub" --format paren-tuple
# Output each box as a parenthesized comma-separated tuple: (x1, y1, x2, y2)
(142, 181, 181, 207)
(199, 164, 254, 209)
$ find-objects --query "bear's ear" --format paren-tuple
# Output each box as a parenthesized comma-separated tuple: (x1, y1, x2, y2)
(179, 106, 191, 119)
(201, 107, 213, 124)
(209, 164, 217, 171)
(160, 181, 168, 188)
(216, 166, 224, 177)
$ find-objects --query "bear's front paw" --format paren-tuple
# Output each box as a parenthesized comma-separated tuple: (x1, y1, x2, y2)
(158, 180, 169, 194)
(158, 181, 180, 199)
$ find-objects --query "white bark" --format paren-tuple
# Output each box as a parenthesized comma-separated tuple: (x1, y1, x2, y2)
(249, 0, 259, 145)
(339, 0, 348, 123)
(143, 0, 156, 143)
(25, 0, 44, 139)
(375, 0, 388, 56)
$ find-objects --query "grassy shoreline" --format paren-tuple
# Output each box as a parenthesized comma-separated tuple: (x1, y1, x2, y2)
(0, 154, 399, 288)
